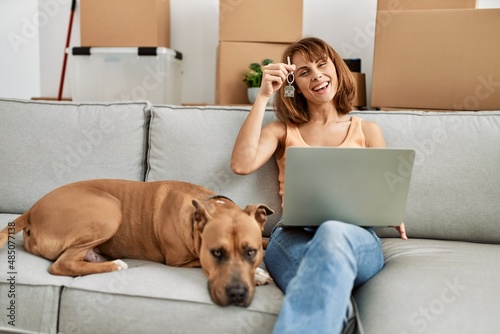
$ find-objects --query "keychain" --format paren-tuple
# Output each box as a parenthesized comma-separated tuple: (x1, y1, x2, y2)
(284, 56, 295, 98)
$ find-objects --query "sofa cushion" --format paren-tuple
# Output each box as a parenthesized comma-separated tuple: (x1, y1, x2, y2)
(354, 238, 500, 334)
(0, 98, 152, 214)
(58, 260, 283, 333)
(147, 105, 282, 237)
(352, 110, 500, 244)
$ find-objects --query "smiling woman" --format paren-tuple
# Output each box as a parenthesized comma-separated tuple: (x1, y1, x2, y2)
(231, 36, 407, 334)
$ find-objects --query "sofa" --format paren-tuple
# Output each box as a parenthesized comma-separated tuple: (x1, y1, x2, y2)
(0, 97, 499, 334)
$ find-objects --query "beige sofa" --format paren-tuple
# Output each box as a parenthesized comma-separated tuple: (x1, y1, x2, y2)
(0, 97, 499, 334)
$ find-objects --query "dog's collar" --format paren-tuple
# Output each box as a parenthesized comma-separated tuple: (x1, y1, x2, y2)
(206, 195, 234, 203)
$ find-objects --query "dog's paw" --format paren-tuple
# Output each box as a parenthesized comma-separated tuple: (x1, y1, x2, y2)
(255, 267, 272, 286)
(113, 259, 128, 271)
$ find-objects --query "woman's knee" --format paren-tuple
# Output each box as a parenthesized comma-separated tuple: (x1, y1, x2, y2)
(314, 220, 354, 245)
(312, 221, 378, 257)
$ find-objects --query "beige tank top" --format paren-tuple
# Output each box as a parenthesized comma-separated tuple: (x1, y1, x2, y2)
(276, 116, 366, 205)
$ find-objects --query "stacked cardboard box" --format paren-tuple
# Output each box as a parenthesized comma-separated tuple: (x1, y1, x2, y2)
(371, 0, 500, 110)
(80, 0, 170, 47)
(351, 73, 367, 108)
(343, 58, 367, 108)
(377, 0, 477, 11)
(216, 0, 303, 105)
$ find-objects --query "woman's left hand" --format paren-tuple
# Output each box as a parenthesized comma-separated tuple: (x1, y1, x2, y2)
(395, 223, 408, 240)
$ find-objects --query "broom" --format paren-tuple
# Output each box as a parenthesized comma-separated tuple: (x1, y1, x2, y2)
(57, 0, 77, 101)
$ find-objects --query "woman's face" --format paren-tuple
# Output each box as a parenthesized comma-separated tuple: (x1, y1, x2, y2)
(291, 53, 338, 106)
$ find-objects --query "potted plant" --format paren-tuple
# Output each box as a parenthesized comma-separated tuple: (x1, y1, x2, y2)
(243, 58, 274, 105)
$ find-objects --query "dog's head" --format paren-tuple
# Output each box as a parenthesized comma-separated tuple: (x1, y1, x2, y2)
(192, 196, 273, 307)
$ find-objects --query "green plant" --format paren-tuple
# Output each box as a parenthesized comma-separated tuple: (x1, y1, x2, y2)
(243, 58, 273, 88)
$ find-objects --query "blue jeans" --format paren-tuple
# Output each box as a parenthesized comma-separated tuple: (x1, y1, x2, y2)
(264, 220, 384, 334)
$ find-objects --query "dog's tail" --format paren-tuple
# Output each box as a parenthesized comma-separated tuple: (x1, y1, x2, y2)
(0, 212, 28, 249)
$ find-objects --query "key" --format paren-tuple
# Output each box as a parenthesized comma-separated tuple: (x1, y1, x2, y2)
(285, 56, 295, 98)
(284, 84, 295, 97)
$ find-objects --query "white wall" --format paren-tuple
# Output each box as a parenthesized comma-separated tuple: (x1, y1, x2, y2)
(169, 0, 219, 105)
(303, 0, 378, 106)
(479, 0, 500, 8)
(1, 0, 498, 105)
(0, 0, 41, 99)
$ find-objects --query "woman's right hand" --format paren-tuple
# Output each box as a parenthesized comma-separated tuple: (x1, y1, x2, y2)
(259, 62, 296, 98)
(395, 223, 408, 240)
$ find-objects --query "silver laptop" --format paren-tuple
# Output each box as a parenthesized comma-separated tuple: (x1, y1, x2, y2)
(281, 147, 415, 227)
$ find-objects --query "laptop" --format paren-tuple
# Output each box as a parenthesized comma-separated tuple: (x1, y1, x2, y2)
(281, 147, 415, 227)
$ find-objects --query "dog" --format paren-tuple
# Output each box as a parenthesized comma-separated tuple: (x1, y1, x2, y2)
(0, 179, 274, 307)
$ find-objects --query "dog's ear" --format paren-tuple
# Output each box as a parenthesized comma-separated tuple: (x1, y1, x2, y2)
(192, 199, 213, 232)
(244, 204, 274, 231)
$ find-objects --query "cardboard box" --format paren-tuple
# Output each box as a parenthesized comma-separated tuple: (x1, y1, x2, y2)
(377, 0, 476, 11)
(352, 73, 366, 108)
(80, 0, 170, 47)
(216, 42, 290, 105)
(371, 9, 500, 110)
(219, 0, 302, 43)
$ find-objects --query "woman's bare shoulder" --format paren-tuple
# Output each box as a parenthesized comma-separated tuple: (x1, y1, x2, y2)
(359, 118, 386, 147)
(263, 120, 287, 136)
(358, 118, 380, 129)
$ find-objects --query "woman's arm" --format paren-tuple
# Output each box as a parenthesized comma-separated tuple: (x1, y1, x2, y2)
(362, 120, 386, 148)
(231, 116, 282, 175)
(231, 62, 293, 175)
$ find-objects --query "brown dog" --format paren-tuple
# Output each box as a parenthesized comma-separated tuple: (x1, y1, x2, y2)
(0, 179, 273, 307)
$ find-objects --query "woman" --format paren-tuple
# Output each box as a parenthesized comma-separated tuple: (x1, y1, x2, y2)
(231, 37, 407, 334)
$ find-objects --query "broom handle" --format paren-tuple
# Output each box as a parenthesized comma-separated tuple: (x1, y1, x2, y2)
(57, 0, 77, 101)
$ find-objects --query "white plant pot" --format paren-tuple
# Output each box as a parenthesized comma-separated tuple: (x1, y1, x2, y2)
(247, 87, 274, 107)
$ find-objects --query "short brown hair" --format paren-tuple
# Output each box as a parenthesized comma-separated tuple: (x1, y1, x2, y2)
(274, 37, 356, 126)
